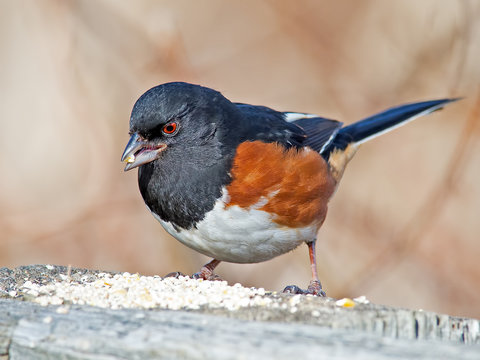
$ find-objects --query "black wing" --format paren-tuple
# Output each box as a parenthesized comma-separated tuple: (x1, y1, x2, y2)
(235, 104, 343, 153)
(235, 104, 306, 147)
(289, 115, 343, 153)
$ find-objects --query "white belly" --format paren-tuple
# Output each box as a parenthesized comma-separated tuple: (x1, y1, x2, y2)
(151, 191, 319, 263)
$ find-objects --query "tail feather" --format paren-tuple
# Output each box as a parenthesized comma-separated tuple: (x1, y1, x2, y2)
(323, 98, 459, 183)
(324, 98, 459, 154)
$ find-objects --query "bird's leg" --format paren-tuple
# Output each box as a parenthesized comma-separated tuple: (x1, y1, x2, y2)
(306, 241, 326, 296)
(283, 241, 326, 296)
(192, 258, 223, 281)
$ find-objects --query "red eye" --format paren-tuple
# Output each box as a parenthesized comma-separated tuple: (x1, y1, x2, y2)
(162, 122, 177, 135)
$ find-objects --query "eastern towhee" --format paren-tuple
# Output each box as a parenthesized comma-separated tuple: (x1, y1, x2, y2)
(121, 82, 457, 296)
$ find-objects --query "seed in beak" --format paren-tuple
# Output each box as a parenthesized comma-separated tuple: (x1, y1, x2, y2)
(125, 154, 136, 163)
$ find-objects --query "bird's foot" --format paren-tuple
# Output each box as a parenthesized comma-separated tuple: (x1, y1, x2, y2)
(191, 269, 223, 281)
(191, 259, 223, 281)
(163, 270, 222, 281)
(191, 264, 222, 281)
(164, 271, 187, 278)
(283, 280, 326, 297)
(164, 259, 222, 281)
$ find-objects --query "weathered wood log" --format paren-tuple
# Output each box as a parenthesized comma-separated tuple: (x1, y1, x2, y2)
(0, 265, 479, 359)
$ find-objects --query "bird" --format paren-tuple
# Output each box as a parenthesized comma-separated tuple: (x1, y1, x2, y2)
(121, 82, 457, 296)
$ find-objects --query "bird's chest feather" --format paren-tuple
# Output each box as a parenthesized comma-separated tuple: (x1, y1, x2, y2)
(138, 150, 232, 230)
(155, 190, 320, 263)
(144, 141, 337, 263)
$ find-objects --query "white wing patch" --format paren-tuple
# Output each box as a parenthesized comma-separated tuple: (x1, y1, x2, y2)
(319, 127, 341, 154)
(284, 112, 318, 123)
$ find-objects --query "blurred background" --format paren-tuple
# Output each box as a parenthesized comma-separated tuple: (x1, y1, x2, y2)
(1, 1, 479, 318)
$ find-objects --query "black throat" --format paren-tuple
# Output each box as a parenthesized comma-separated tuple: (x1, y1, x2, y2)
(138, 140, 235, 230)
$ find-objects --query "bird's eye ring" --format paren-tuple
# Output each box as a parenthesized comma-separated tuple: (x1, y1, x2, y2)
(162, 122, 178, 135)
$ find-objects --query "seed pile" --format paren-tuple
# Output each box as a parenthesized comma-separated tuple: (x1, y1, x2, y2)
(18, 272, 273, 311)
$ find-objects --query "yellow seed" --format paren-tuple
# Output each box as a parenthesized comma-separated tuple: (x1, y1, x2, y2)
(125, 154, 135, 163)
(335, 298, 355, 308)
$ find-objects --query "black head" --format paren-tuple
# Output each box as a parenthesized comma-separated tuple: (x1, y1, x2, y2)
(121, 82, 241, 171)
(121, 82, 246, 229)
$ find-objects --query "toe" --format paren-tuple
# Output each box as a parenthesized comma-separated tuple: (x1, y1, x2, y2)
(282, 281, 326, 297)
(307, 280, 327, 297)
(283, 285, 307, 294)
(192, 271, 223, 281)
(164, 271, 186, 278)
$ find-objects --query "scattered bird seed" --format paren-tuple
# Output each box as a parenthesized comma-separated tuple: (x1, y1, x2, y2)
(335, 298, 356, 308)
(18, 272, 274, 311)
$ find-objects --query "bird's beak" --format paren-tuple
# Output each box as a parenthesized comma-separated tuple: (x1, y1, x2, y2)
(121, 133, 167, 171)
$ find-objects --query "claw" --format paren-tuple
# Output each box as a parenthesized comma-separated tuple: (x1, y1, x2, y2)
(192, 271, 223, 281)
(282, 280, 326, 297)
(164, 271, 186, 278)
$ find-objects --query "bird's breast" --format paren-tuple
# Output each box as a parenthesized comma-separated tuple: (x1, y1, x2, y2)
(148, 141, 337, 263)
(152, 189, 320, 263)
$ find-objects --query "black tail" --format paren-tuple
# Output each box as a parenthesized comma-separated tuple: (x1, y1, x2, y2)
(324, 98, 459, 153)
